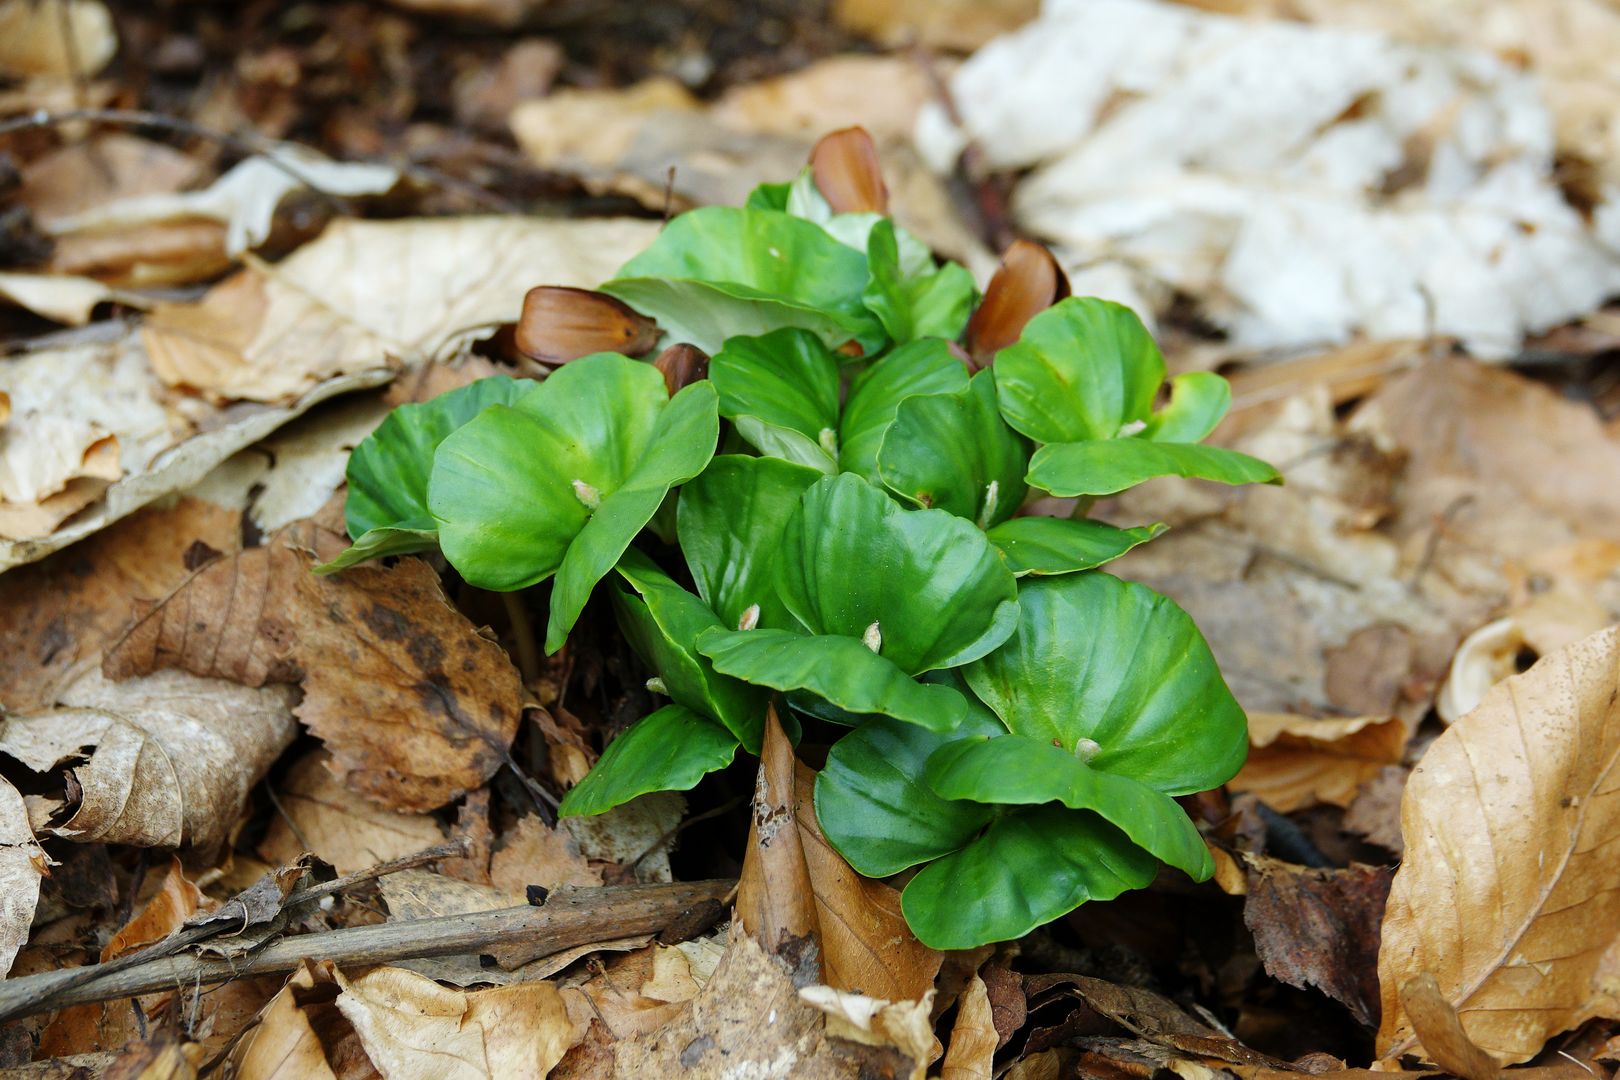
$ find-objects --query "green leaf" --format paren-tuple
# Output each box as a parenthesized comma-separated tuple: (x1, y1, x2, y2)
(1026, 439, 1281, 498)
(815, 712, 1002, 878)
(1143, 371, 1231, 443)
(710, 329, 841, 460)
(745, 180, 792, 211)
(994, 297, 1165, 444)
(924, 733, 1213, 879)
(319, 376, 529, 573)
(986, 517, 1166, 577)
(545, 378, 721, 652)
(774, 473, 1019, 673)
(600, 207, 881, 353)
(900, 806, 1159, 950)
(428, 355, 718, 651)
(613, 549, 768, 752)
(862, 218, 976, 344)
(837, 338, 969, 481)
(697, 627, 968, 732)
(731, 418, 836, 474)
(557, 705, 738, 818)
(877, 371, 1030, 527)
(677, 455, 821, 632)
(963, 573, 1248, 795)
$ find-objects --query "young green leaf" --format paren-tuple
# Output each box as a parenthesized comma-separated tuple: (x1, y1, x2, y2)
(1026, 439, 1280, 498)
(924, 733, 1213, 879)
(774, 473, 1019, 673)
(1142, 371, 1232, 443)
(900, 806, 1159, 950)
(709, 329, 841, 465)
(428, 354, 718, 651)
(837, 338, 969, 480)
(862, 218, 977, 345)
(677, 454, 821, 632)
(877, 371, 1030, 527)
(614, 548, 768, 752)
(557, 704, 738, 818)
(985, 516, 1166, 576)
(600, 207, 881, 353)
(993, 297, 1166, 444)
(963, 572, 1248, 795)
(696, 627, 968, 731)
(815, 708, 1004, 878)
(320, 376, 529, 573)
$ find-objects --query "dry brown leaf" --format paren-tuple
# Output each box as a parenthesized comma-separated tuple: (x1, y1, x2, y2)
(0, 668, 296, 851)
(0, 0, 116, 78)
(489, 814, 603, 895)
(0, 778, 45, 978)
(102, 1040, 205, 1079)
(1231, 713, 1409, 812)
(1242, 856, 1391, 1028)
(940, 974, 998, 1080)
(831, 0, 1038, 50)
(737, 707, 816, 951)
(48, 221, 232, 288)
(1438, 593, 1614, 724)
(1377, 624, 1620, 1063)
(1397, 974, 1501, 1080)
(142, 216, 659, 405)
(228, 962, 344, 1080)
(562, 792, 683, 883)
(799, 985, 935, 1079)
(333, 965, 586, 1079)
(259, 750, 445, 875)
(0, 272, 132, 325)
(1343, 765, 1408, 855)
(18, 134, 203, 226)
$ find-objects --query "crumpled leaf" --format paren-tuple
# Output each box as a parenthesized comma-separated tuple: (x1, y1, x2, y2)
(940, 974, 998, 1080)
(0, 668, 296, 851)
(1377, 624, 1620, 1063)
(259, 750, 444, 875)
(0, 272, 134, 326)
(0, 779, 44, 978)
(142, 216, 659, 405)
(1231, 713, 1409, 812)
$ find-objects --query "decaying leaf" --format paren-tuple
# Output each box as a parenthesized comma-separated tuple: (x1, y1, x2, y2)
(738, 710, 943, 1002)
(0, 779, 45, 978)
(940, 974, 998, 1080)
(831, 0, 1037, 51)
(1397, 973, 1501, 1080)
(226, 962, 347, 1080)
(0, 668, 296, 852)
(1231, 713, 1409, 812)
(258, 750, 445, 875)
(1243, 856, 1392, 1028)
(799, 985, 935, 1079)
(1377, 624, 1620, 1063)
(0, 0, 116, 79)
(0, 272, 134, 326)
(489, 814, 603, 895)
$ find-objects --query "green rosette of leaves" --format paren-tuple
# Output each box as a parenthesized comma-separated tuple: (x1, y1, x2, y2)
(697, 472, 1019, 732)
(994, 297, 1281, 498)
(428, 352, 719, 652)
(815, 571, 1248, 950)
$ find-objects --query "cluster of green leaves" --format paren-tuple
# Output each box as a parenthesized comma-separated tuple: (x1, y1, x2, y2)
(325, 162, 1280, 950)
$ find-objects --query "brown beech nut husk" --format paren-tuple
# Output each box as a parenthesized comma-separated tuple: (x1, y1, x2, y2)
(810, 126, 888, 215)
(963, 239, 1071, 370)
(652, 343, 709, 396)
(514, 285, 661, 364)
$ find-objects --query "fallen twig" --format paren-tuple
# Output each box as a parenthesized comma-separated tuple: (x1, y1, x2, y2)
(0, 879, 734, 1024)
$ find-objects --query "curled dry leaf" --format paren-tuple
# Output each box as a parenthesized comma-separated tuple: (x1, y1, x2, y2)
(800, 985, 935, 1079)
(514, 286, 661, 365)
(738, 709, 944, 1002)
(940, 975, 998, 1080)
(259, 751, 444, 876)
(0, 668, 296, 852)
(1242, 856, 1392, 1028)
(810, 126, 889, 214)
(1377, 624, 1620, 1063)
(1397, 973, 1501, 1080)
(0, 272, 131, 326)
(227, 962, 348, 1080)
(964, 240, 1069, 370)
(1230, 713, 1409, 813)
(0, 779, 45, 978)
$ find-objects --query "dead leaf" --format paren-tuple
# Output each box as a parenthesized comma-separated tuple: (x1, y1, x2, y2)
(48, 221, 232, 288)
(0, 668, 296, 851)
(18, 134, 203, 226)
(1397, 974, 1501, 1080)
(259, 750, 445, 875)
(831, 0, 1038, 50)
(0, 0, 116, 79)
(0, 778, 45, 978)
(1231, 713, 1409, 812)
(799, 985, 936, 1079)
(0, 496, 240, 712)
(333, 965, 586, 1079)
(102, 1039, 204, 1079)
(1242, 856, 1392, 1028)
(489, 814, 603, 894)
(562, 792, 683, 884)
(737, 708, 816, 951)
(1377, 624, 1620, 1063)
(141, 216, 660, 405)
(940, 975, 998, 1079)
(1343, 765, 1408, 855)
(0, 272, 136, 325)
(227, 962, 343, 1080)
(1438, 593, 1614, 724)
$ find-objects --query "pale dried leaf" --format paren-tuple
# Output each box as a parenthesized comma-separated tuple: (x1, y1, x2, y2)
(0, 0, 116, 78)
(1376, 624, 1620, 1063)
(0, 272, 134, 326)
(563, 792, 683, 883)
(259, 750, 445, 875)
(0, 778, 44, 977)
(18, 134, 203, 227)
(228, 963, 342, 1080)
(939, 976, 996, 1078)
(490, 815, 602, 895)
(0, 668, 296, 851)
(831, 0, 1037, 51)
(1397, 973, 1500, 1080)
(801, 985, 936, 1080)
(381, 868, 513, 920)
(1231, 713, 1408, 812)
(333, 965, 585, 1079)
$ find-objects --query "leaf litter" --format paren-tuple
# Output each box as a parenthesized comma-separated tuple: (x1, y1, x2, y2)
(3, 1, 1620, 1077)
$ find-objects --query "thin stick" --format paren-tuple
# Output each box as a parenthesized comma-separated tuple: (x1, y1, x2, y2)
(0, 879, 734, 1024)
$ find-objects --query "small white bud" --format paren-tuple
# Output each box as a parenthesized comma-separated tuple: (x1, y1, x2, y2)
(976, 479, 1000, 530)
(862, 621, 882, 653)
(571, 479, 601, 510)
(738, 604, 761, 632)
(818, 427, 839, 457)
(645, 677, 668, 695)
(1075, 737, 1101, 762)
(1117, 419, 1147, 438)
